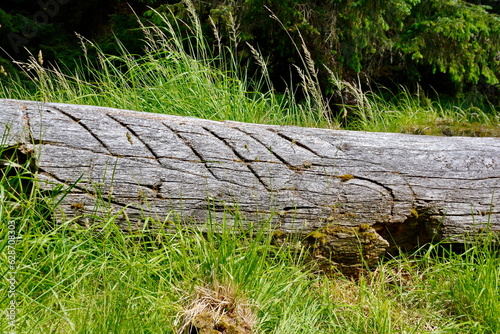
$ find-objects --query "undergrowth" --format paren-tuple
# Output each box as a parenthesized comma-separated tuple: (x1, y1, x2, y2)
(0, 3, 333, 129)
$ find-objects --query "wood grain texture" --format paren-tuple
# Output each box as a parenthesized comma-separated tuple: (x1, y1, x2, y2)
(1, 99, 499, 272)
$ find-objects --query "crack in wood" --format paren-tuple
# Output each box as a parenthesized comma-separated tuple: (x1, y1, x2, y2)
(20, 107, 34, 144)
(233, 128, 324, 211)
(398, 172, 500, 181)
(236, 127, 296, 170)
(38, 142, 147, 160)
(161, 123, 218, 180)
(38, 169, 128, 213)
(158, 163, 207, 179)
(38, 168, 88, 194)
(352, 175, 396, 217)
(282, 206, 317, 211)
(201, 126, 270, 192)
(42, 171, 149, 213)
(51, 106, 113, 155)
(273, 131, 322, 158)
(38, 169, 148, 214)
(106, 114, 161, 165)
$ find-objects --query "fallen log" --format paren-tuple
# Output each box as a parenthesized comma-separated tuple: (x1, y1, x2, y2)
(1, 99, 499, 273)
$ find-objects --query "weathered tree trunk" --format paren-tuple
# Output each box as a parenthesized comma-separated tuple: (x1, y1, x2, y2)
(1, 99, 499, 273)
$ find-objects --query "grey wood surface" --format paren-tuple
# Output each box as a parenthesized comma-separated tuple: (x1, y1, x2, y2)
(1, 99, 499, 272)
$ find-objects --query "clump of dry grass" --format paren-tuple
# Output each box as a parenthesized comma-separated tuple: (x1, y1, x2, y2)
(177, 281, 257, 334)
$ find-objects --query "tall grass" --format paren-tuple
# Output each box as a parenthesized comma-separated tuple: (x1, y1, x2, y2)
(340, 84, 499, 135)
(0, 4, 333, 129)
(1, 1, 498, 133)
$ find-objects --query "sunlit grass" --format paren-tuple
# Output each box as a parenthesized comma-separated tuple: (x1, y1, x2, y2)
(1, 2, 497, 134)
(343, 86, 499, 136)
(0, 6, 333, 129)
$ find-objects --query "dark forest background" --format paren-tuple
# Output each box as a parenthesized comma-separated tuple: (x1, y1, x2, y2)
(1, 0, 499, 110)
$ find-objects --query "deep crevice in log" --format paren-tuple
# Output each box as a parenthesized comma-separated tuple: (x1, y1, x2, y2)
(52, 106, 113, 155)
(374, 206, 442, 253)
(107, 114, 162, 164)
(0, 145, 33, 193)
(201, 126, 271, 192)
(0, 144, 56, 227)
(164, 124, 219, 180)
(273, 131, 322, 157)
(237, 128, 296, 169)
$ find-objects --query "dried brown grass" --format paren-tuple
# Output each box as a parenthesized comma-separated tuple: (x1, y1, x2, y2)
(177, 281, 257, 334)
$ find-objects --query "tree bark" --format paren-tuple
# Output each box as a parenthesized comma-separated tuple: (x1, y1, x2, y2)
(1, 99, 499, 273)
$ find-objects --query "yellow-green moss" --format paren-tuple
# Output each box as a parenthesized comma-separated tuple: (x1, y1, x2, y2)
(306, 230, 327, 247)
(191, 311, 249, 334)
(338, 174, 354, 182)
(273, 230, 286, 238)
(321, 223, 381, 242)
(358, 223, 371, 232)
(308, 230, 327, 239)
(410, 207, 419, 218)
(325, 211, 359, 223)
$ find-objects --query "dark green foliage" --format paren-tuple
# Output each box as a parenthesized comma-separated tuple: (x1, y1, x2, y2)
(187, 0, 499, 95)
(399, 1, 500, 85)
(1, 0, 499, 110)
(0, 0, 155, 73)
